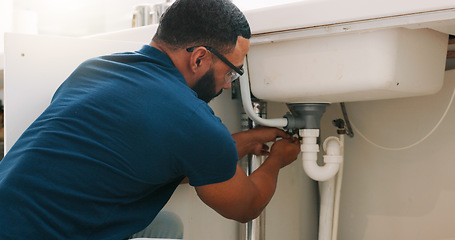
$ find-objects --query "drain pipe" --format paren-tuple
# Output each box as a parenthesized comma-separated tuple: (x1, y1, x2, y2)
(318, 136, 343, 240)
(319, 177, 336, 240)
(300, 129, 343, 240)
(239, 76, 288, 128)
(300, 130, 343, 182)
(332, 134, 344, 240)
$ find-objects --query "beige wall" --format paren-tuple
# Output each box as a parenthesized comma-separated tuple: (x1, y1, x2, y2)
(319, 69, 455, 240)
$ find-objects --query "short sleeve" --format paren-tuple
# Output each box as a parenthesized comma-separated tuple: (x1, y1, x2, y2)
(173, 104, 238, 187)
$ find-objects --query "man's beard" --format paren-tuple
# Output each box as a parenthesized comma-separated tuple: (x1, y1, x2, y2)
(192, 68, 223, 103)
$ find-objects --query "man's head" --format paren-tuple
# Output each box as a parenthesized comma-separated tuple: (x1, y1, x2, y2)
(152, 0, 251, 103)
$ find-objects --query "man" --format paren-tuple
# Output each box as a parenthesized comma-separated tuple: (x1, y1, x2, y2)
(0, 0, 301, 239)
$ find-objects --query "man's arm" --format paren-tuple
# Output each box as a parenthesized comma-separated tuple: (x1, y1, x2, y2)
(181, 128, 288, 185)
(195, 133, 300, 223)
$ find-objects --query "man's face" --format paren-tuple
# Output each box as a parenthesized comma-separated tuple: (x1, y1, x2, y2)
(192, 37, 250, 103)
(192, 67, 223, 103)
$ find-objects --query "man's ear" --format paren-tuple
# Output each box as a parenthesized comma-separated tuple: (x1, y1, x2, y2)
(189, 47, 211, 73)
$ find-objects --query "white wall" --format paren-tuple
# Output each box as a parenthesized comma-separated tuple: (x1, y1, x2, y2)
(12, 0, 308, 37)
(319, 70, 455, 240)
(0, 0, 13, 70)
(233, 0, 304, 11)
(12, 0, 162, 37)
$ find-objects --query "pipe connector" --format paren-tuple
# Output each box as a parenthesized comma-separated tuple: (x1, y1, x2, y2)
(323, 136, 343, 164)
(286, 103, 330, 129)
(300, 129, 343, 182)
(239, 75, 288, 128)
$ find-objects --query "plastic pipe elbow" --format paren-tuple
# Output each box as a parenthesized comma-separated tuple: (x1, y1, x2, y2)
(239, 75, 288, 128)
(303, 158, 341, 182)
(300, 130, 343, 182)
(324, 136, 343, 156)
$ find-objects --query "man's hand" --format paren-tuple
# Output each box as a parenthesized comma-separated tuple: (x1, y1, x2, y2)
(269, 137, 301, 168)
(232, 127, 292, 158)
(195, 128, 301, 223)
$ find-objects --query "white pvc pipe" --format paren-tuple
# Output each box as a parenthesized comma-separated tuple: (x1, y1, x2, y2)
(305, 133, 344, 240)
(239, 75, 288, 128)
(300, 129, 343, 182)
(318, 135, 344, 240)
(331, 134, 344, 240)
(319, 178, 336, 240)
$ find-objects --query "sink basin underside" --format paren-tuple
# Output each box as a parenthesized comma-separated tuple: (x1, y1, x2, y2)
(246, 28, 448, 103)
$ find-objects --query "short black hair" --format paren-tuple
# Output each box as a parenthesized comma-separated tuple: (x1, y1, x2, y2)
(152, 0, 251, 54)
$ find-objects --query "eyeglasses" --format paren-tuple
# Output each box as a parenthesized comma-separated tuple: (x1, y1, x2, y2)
(186, 46, 244, 84)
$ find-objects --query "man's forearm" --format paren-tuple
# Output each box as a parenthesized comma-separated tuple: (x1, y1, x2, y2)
(232, 131, 255, 158)
(240, 155, 282, 221)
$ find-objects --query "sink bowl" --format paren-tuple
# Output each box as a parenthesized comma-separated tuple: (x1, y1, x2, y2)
(246, 27, 448, 103)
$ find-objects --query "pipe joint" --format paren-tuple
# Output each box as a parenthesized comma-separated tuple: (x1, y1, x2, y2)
(323, 155, 343, 164)
(239, 75, 288, 128)
(301, 144, 319, 153)
(284, 113, 305, 129)
(299, 129, 320, 138)
(301, 130, 343, 182)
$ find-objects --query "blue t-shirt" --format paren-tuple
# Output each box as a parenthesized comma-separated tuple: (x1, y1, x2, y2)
(0, 45, 238, 239)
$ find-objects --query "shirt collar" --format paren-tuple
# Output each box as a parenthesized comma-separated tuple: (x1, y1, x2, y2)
(137, 45, 175, 68)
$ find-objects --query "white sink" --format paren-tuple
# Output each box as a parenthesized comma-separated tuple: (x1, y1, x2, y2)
(246, 27, 448, 103)
(247, 28, 448, 103)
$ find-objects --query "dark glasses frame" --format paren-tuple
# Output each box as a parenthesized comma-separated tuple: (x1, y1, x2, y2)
(186, 46, 244, 76)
